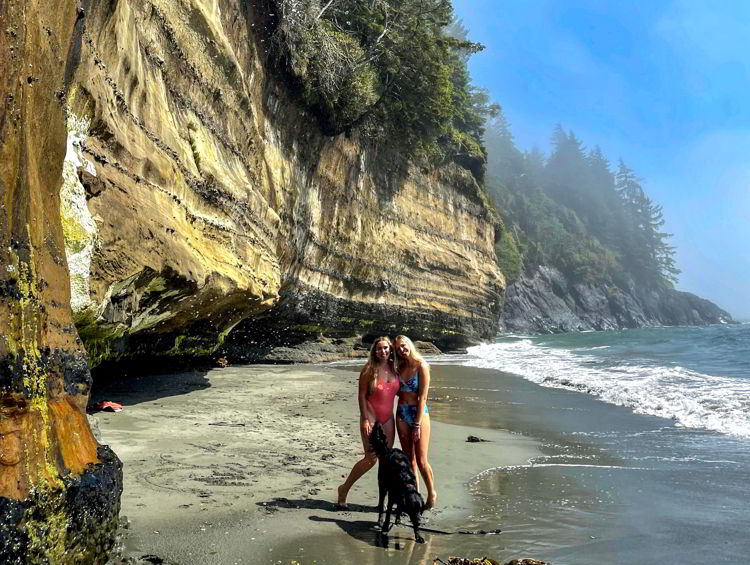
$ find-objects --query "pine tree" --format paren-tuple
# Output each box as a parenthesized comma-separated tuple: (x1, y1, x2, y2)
(615, 160, 679, 286)
(585, 146, 621, 245)
(543, 126, 590, 217)
(484, 108, 525, 196)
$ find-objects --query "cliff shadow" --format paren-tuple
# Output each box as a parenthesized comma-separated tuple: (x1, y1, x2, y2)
(89, 361, 212, 409)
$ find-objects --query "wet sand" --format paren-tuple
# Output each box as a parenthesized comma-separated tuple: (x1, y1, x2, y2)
(91, 364, 540, 564)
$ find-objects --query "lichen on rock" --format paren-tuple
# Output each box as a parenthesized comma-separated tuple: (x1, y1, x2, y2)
(61, 106, 99, 319)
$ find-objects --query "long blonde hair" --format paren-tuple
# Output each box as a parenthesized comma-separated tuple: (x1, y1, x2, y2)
(393, 335, 425, 376)
(362, 337, 394, 396)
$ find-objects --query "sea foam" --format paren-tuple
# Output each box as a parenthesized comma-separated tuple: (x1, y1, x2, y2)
(464, 339, 750, 439)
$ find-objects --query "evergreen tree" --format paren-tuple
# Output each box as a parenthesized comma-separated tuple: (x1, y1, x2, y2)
(484, 109, 525, 194)
(614, 160, 679, 286)
(524, 145, 546, 187)
(485, 118, 680, 288)
(585, 146, 623, 247)
(543, 126, 590, 218)
(614, 160, 648, 277)
(267, 0, 491, 163)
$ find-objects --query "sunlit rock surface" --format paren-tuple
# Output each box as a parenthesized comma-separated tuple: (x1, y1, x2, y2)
(61, 0, 504, 365)
(0, 0, 122, 561)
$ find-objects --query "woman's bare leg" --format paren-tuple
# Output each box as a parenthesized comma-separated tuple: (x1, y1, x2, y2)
(415, 414, 436, 508)
(337, 410, 378, 507)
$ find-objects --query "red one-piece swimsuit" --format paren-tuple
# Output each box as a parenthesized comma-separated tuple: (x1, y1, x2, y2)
(368, 378, 400, 424)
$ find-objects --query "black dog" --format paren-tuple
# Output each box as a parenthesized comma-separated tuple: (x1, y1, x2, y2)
(369, 422, 425, 543)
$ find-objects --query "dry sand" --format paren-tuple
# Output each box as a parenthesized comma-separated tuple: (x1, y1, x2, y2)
(92, 364, 540, 564)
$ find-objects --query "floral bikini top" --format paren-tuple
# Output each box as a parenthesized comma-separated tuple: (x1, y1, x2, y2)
(399, 369, 420, 393)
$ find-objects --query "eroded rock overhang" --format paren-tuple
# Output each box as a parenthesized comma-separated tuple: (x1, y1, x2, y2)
(59, 0, 505, 367)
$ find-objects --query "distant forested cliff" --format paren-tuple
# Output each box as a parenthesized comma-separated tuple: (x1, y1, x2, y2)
(484, 115, 732, 332)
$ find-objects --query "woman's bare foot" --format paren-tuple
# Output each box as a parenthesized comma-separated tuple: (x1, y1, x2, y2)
(336, 484, 348, 509)
(425, 491, 437, 510)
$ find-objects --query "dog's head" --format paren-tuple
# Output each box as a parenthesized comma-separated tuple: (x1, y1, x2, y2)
(369, 422, 388, 457)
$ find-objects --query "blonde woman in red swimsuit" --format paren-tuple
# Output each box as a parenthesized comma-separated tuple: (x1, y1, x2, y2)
(337, 337, 400, 509)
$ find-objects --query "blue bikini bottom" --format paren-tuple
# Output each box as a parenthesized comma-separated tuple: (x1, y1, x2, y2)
(397, 404, 428, 427)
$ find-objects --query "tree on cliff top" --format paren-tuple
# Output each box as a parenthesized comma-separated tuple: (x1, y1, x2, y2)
(265, 0, 496, 168)
(615, 161, 680, 285)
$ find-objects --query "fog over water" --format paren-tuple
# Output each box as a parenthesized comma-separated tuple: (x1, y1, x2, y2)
(453, 0, 750, 318)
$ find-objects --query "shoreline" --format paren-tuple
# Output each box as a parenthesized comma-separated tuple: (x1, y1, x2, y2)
(94, 364, 540, 564)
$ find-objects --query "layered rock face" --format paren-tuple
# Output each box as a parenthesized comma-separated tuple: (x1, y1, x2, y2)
(501, 266, 732, 334)
(0, 0, 122, 562)
(61, 0, 504, 366)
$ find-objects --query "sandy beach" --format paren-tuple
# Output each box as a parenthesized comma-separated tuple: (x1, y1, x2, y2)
(91, 364, 541, 564)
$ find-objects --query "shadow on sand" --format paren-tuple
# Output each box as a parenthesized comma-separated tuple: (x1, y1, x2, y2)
(257, 497, 422, 549)
(258, 496, 376, 514)
(89, 368, 211, 408)
(308, 515, 393, 548)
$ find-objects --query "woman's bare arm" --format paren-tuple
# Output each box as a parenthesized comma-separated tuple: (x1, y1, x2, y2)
(413, 361, 430, 439)
(358, 365, 373, 436)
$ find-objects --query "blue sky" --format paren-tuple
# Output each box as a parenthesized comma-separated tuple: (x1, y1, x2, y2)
(453, 0, 750, 319)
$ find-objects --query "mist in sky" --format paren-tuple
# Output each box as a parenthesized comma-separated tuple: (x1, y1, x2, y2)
(453, 0, 750, 319)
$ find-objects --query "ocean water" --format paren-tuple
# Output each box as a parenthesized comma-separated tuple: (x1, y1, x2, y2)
(462, 322, 750, 438)
(429, 322, 750, 563)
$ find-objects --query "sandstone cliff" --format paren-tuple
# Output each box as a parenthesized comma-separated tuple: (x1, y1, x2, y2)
(501, 266, 732, 334)
(60, 0, 504, 367)
(0, 0, 121, 561)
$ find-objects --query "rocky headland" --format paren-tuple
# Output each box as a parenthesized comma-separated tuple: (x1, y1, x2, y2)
(501, 266, 732, 334)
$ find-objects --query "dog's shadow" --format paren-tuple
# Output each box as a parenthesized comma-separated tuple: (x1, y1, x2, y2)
(256, 498, 416, 549)
(257, 497, 375, 513)
(308, 515, 410, 549)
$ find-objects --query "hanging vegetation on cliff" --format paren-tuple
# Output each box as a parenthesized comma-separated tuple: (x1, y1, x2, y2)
(264, 0, 498, 168)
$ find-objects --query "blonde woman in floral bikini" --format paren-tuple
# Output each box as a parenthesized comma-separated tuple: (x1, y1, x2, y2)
(394, 335, 437, 509)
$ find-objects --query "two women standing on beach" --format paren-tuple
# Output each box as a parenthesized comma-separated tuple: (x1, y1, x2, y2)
(337, 335, 437, 510)
(337, 337, 399, 508)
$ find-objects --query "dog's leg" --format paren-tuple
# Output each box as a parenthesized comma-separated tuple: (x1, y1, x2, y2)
(412, 524, 425, 544)
(377, 467, 387, 527)
(409, 511, 425, 543)
(381, 493, 395, 534)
